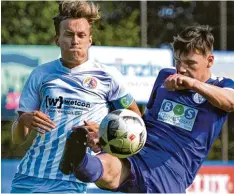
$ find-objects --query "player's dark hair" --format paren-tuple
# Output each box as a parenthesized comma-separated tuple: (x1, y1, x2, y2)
(172, 25, 214, 58)
(53, 0, 100, 35)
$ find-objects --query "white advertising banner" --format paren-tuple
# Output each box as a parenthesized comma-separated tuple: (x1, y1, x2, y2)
(89, 46, 173, 103)
(212, 51, 234, 80)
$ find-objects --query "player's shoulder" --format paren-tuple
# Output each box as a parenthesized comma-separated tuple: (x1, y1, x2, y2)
(89, 60, 122, 77)
(209, 74, 234, 89)
(157, 67, 176, 81)
(31, 59, 59, 74)
(159, 67, 176, 75)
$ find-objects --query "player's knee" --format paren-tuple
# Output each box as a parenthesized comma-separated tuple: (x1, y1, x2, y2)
(97, 165, 124, 190)
(96, 176, 121, 191)
(95, 154, 130, 190)
(105, 181, 121, 190)
(102, 158, 131, 190)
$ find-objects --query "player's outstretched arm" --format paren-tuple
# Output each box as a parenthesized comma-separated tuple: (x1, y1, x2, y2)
(12, 111, 56, 145)
(164, 74, 234, 112)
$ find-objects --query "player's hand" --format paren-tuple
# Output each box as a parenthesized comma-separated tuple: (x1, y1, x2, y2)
(83, 120, 99, 133)
(19, 111, 56, 134)
(164, 74, 196, 91)
(87, 131, 101, 153)
(83, 120, 101, 153)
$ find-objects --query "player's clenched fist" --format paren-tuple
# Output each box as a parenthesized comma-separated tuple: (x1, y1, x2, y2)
(19, 111, 56, 134)
(164, 74, 196, 91)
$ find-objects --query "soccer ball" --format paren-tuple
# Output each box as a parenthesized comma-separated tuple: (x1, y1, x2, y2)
(98, 109, 147, 158)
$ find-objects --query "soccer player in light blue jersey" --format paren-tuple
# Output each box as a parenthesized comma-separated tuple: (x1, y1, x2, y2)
(60, 25, 234, 193)
(10, 1, 141, 193)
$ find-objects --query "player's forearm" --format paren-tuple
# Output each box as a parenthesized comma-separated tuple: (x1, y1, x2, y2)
(12, 119, 30, 145)
(192, 80, 234, 112)
(127, 101, 142, 117)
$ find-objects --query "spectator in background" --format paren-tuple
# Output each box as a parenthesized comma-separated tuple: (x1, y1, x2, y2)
(59, 25, 234, 193)
(10, 1, 140, 193)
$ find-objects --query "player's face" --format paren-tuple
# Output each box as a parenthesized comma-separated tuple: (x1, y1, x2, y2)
(174, 50, 214, 82)
(56, 18, 92, 67)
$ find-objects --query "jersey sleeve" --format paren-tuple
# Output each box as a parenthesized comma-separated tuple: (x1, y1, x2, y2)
(18, 68, 41, 113)
(218, 78, 234, 90)
(146, 68, 175, 109)
(107, 67, 134, 109)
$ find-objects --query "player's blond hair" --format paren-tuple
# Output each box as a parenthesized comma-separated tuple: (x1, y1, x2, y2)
(53, 0, 100, 35)
(172, 25, 214, 58)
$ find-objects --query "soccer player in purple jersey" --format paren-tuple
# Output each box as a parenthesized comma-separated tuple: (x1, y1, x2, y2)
(59, 25, 234, 193)
(10, 1, 140, 193)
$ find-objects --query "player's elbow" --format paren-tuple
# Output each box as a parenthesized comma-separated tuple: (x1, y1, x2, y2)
(12, 138, 22, 145)
(222, 105, 234, 113)
(224, 100, 234, 112)
(11, 120, 28, 145)
(226, 104, 234, 112)
(230, 100, 234, 112)
(12, 128, 27, 145)
(225, 92, 234, 112)
(12, 135, 26, 145)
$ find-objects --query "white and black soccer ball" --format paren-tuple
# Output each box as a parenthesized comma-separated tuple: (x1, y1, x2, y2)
(98, 109, 147, 158)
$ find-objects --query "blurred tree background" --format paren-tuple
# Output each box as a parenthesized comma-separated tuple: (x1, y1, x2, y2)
(1, 1, 141, 46)
(1, 1, 234, 160)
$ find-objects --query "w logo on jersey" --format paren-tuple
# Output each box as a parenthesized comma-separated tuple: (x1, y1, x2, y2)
(46, 95, 63, 108)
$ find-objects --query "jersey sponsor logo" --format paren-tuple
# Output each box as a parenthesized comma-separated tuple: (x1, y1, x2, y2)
(47, 108, 82, 116)
(158, 99, 198, 131)
(45, 95, 91, 109)
(83, 77, 97, 89)
(192, 93, 206, 104)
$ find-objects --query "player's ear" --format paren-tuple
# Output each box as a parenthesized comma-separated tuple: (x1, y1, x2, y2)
(207, 54, 214, 68)
(54, 36, 60, 47)
(89, 35, 92, 47)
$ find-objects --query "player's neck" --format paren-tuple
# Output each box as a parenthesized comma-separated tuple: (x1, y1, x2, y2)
(60, 58, 88, 69)
(201, 71, 212, 82)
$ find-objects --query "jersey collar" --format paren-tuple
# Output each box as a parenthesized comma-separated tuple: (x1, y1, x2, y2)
(58, 58, 92, 73)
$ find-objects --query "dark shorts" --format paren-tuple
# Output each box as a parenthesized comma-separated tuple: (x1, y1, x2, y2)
(115, 147, 187, 193)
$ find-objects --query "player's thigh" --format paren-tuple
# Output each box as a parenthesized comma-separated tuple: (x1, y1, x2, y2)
(95, 153, 130, 190)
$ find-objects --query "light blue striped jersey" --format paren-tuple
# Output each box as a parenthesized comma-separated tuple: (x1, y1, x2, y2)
(16, 59, 134, 183)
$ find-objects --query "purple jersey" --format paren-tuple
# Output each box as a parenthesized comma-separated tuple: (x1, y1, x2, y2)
(118, 68, 234, 193)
